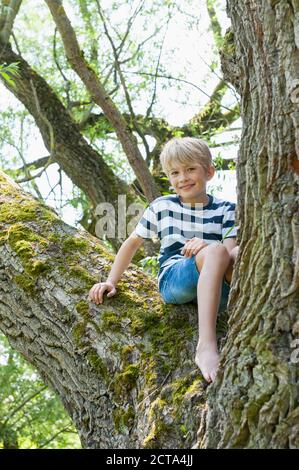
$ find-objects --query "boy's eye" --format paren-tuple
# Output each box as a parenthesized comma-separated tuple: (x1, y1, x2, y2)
(187, 167, 195, 172)
(170, 171, 178, 176)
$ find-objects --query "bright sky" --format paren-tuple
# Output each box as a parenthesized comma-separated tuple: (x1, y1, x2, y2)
(0, 0, 240, 227)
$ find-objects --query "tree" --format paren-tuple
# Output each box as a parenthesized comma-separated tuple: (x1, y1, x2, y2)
(0, 0, 239, 223)
(197, 0, 299, 448)
(0, 170, 205, 448)
(0, 333, 80, 449)
(0, 0, 240, 270)
(2, 0, 297, 450)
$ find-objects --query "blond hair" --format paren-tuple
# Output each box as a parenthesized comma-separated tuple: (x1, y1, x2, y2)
(160, 137, 213, 175)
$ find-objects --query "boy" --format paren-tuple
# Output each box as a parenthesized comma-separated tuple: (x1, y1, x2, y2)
(89, 137, 239, 383)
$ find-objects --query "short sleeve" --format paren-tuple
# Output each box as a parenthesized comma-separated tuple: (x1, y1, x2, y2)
(133, 205, 158, 239)
(222, 202, 237, 239)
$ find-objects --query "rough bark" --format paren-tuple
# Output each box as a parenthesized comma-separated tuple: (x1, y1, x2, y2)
(198, 0, 299, 449)
(0, 170, 206, 449)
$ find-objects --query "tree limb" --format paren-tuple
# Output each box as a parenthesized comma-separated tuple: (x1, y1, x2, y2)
(44, 0, 159, 201)
(0, 0, 22, 44)
(0, 170, 204, 448)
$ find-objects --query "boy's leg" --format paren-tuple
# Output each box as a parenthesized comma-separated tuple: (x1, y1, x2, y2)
(224, 245, 239, 284)
(194, 244, 230, 383)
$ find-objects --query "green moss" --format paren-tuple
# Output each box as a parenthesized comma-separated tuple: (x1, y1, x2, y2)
(114, 363, 140, 396)
(65, 254, 81, 265)
(123, 406, 135, 428)
(76, 300, 90, 319)
(222, 28, 236, 56)
(0, 198, 57, 224)
(70, 286, 86, 295)
(142, 356, 158, 389)
(119, 363, 139, 385)
(7, 223, 45, 248)
(148, 398, 167, 421)
(171, 377, 192, 403)
(72, 321, 86, 345)
(93, 244, 115, 261)
(14, 274, 36, 294)
(69, 266, 97, 287)
(11, 239, 35, 261)
(101, 311, 121, 332)
(5, 224, 51, 295)
(113, 406, 135, 433)
(120, 345, 135, 362)
(6, 224, 49, 270)
(142, 424, 159, 448)
(185, 379, 201, 396)
(142, 419, 173, 449)
(62, 236, 89, 254)
(48, 233, 61, 244)
(86, 352, 109, 379)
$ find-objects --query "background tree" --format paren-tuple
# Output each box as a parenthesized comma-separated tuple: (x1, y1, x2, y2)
(0, 0, 240, 222)
(0, 332, 80, 449)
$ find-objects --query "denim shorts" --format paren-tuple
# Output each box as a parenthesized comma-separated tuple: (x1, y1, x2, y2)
(158, 255, 230, 313)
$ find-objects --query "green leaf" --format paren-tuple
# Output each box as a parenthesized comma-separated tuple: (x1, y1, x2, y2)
(222, 225, 235, 240)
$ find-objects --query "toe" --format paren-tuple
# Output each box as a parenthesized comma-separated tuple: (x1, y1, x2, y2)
(210, 370, 217, 382)
(202, 370, 212, 383)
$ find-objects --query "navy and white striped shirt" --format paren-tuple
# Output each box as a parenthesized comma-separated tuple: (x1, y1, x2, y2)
(133, 193, 237, 283)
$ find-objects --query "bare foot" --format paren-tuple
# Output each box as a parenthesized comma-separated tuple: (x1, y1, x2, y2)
(195, 342, 219, 383)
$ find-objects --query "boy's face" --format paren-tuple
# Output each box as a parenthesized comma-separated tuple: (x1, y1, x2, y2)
(168, 162, 215, 204)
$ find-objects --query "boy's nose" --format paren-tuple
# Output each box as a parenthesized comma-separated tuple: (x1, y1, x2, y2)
(178, 172, 190, 182)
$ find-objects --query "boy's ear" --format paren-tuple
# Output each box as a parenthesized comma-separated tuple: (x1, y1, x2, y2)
(206, 165, 215, 180)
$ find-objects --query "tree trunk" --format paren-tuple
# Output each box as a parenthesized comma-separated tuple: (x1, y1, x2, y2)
(0, 170, 205, 449)
(197, 0, 299, 449)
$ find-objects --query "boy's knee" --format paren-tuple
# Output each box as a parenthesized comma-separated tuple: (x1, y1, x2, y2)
(230, 245, 239, 261)
(205, 243, 230, 260)
(195, 243, 229, 271)
(232, 245, 239, 255)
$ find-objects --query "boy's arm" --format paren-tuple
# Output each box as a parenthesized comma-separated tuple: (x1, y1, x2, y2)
(89, 233, 144, 304)
(106, 233, 144, 285)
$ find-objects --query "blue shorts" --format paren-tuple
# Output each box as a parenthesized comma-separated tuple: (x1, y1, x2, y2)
(158, 255, 230, 313)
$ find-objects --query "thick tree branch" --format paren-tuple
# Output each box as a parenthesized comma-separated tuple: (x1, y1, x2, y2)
(0, 40, 136, 247)
(96, 0, 151, 162)
(206, 0, 223, 48)
(0, 0, 22, 43)
(0, 171, 204, 448)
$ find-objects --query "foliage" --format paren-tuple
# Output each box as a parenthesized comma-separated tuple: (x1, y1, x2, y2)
(0, 62, 20, 87)
(0, 333, 81, 449)
(0, 0, 239, 222)
(138, 255, 159, 276)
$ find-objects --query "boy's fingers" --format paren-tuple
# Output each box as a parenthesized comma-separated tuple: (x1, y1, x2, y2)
(107, 288, 116, 297)
(89, 289, 97, 301)
(94, 286, 106, 304)
(89, 283, 102, 299)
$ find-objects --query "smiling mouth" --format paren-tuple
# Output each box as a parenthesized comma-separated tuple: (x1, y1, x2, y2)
(180, 184, 194, 190)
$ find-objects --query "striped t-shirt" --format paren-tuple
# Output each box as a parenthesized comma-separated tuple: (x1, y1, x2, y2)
(133, 193, 237, 283)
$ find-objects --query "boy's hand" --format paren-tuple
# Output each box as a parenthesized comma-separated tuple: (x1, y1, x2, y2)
(88, 281, 116, 304)
(181, 238, 208, 258)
